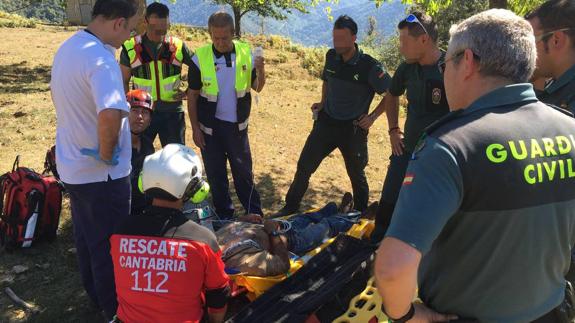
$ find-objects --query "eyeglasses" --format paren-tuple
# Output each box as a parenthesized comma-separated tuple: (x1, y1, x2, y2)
(438, 50, 481, 74)
(404, 14, 428, 35)
(534, 28, 572, 42)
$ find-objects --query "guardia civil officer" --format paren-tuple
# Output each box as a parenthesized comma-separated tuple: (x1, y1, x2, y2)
(274, 15, 392, 217)
(375, 9, 575, 322)
(526, 0, 575, 113)
(371, 12, 450, 242)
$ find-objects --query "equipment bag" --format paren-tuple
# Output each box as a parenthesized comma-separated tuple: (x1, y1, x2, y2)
(0, 156, 64, 251)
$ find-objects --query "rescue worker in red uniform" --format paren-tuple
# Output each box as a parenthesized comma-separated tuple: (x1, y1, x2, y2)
(110, 143, 229, 323)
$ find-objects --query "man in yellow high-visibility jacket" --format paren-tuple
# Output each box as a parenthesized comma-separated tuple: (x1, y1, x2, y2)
(187, 11, 266, 220)
(120, 2, 193, 146)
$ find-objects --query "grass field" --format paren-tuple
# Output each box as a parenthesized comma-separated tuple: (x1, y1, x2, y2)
(0, 24, 398, 322)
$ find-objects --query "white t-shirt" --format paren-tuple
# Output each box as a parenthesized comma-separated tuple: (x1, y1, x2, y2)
(51, 30, 131, 184)
(192, 53, 255, 123)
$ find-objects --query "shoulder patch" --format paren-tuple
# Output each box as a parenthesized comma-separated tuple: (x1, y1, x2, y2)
(402, 173, 415, 186)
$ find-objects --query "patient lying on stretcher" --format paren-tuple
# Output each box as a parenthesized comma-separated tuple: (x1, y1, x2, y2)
(215, 193, 377, 277)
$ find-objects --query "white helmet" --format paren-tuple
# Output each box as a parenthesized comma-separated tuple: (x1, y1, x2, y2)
(138, 144, 210, 203)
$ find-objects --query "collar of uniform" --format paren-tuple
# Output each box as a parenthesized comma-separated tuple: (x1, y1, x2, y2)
(544, 64, 575, 95)
(335, 43, 362, 65)
(212, 44, 235, 59)
(462, 83, 538, 115)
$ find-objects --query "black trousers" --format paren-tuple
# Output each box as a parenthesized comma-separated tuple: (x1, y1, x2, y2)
(285, 111, 369, 211)
(371, 152, 411, 242)
(144, 110, 186, 147)
(201, 119, 262, 219)
(65, 176, 131, 320)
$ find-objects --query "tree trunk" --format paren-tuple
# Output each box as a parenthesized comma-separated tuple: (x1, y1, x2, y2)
(135, 0, 147, 35)
(233, 6, 242, 37)
(489, 0, 508, 9)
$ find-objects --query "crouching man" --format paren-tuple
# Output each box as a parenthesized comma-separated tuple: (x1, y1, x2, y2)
(110, 144, 229, 323)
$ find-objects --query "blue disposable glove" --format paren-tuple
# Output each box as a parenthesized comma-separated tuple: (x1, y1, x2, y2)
(80, 146, 121, 166)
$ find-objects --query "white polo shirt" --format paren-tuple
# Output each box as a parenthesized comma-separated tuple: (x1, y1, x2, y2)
(192, 53, 256, 123)
(51, 30, 131, 184)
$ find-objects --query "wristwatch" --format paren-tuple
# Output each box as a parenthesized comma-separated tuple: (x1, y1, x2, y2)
(382, 303, 415, 323)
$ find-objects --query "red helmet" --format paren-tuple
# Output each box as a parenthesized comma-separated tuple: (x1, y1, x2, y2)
(126, 89, 153, 112)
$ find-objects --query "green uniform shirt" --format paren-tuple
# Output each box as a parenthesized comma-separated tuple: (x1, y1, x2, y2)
(321, 45, 391, 120)
(389, 54, 450, 152)
(120, 34, 194, 113)
(538, 63, 575, 114)
(387, 84, 575, 322)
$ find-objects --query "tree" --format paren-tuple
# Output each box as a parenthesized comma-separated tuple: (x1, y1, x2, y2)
(210, 0, 335, 37)
(372, 0, 545, 16)
(430, 0, 488, 46)
(0, 0, 66, 23)
(362, 15, 379, 48)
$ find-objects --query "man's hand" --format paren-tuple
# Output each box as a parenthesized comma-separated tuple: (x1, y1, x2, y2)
(389, 129, 405, 156)
(408, 303, 458, 323)
(357, 114, 375, 130)
(263, 220, 280, 234)
(237, 214, 263, 224)
(311, 102, 323, 113)
(81, 146, 121, 166)
(192, 129, 205, 150)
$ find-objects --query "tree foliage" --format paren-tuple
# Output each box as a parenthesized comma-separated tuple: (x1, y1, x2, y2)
(371, 0, 545, 16)
(429, 0, 488, 47)
(209, 0, 337, 36)
(0, 0, 65, 23)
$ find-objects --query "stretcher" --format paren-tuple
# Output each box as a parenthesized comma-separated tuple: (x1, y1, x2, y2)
(228, 218, 375, 301)
(333, 277, 388, 323)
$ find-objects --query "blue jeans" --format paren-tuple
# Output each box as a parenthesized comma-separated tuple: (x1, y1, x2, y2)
(287, 202, 355, 255)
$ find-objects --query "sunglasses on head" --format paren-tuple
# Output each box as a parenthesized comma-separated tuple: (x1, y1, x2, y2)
(404, 14, 428, 35)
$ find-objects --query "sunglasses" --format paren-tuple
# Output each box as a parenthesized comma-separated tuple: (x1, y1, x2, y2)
(438, 50, 481, 74)
(534, 28, 572, 42)
(404, 14, 428, 35)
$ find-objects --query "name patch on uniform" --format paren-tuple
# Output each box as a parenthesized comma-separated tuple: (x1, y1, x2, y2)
(432, 88, 442, 105)
(403, 173, 415, 186)
(117, 238, 188, 273)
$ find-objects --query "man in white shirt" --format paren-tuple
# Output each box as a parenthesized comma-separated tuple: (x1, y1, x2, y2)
(50, 0, 139, 319)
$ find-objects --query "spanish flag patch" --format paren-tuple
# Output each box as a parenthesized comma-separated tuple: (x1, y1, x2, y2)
(403, 173, 415, 186)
